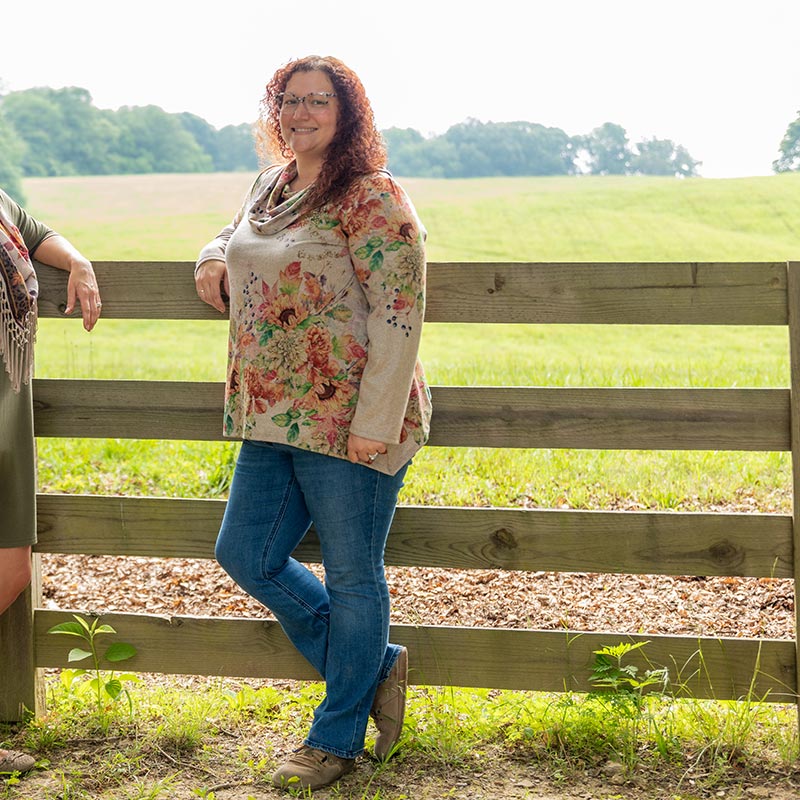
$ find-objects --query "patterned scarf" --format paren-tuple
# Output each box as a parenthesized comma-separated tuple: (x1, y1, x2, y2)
(247, 164, 311, 235)
(0, 204, 38, 393)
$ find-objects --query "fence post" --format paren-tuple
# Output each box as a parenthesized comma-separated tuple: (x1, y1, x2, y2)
(0, 553, 44, 721)
(785, 261, 800, 739)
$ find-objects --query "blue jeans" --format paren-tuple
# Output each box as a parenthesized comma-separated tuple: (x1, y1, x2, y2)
(215, 440, 408, 759)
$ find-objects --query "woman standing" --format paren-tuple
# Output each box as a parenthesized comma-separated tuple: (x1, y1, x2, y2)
(0, 187, 101, 775)
(195, 56, 431, 790)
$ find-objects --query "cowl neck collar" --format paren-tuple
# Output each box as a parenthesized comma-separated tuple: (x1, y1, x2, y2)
(248, 162, 312, 234)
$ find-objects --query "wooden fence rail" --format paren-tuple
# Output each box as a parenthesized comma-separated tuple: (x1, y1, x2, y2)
(2, 261, 798, 725)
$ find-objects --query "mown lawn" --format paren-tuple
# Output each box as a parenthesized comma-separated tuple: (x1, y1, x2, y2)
(25, 171, 800, 510)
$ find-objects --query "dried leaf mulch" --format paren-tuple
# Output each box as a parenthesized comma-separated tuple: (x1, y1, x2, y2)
(41, 555, 794, 641)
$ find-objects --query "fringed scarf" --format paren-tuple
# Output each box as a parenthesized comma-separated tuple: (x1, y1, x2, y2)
(0, 205, 38, 393)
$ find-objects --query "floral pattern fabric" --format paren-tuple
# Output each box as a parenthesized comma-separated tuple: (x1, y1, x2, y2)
(197, 165, 431, 475)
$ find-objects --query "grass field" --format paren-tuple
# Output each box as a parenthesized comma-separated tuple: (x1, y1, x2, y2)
(24, 171, 800, 261)
(24, 171, 800, 510)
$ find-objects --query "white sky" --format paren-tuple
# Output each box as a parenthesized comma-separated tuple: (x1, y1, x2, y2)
(3, 0, 799, 178)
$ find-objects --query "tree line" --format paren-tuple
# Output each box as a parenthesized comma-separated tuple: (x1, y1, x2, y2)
(382, 120, 701, 180)
(0, 86, 258, 201)
(3, 84, 800, 204)
(774, 111, 800, 173)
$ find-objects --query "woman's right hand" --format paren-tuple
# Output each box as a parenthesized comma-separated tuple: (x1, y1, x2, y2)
(195, 259, 229, 313)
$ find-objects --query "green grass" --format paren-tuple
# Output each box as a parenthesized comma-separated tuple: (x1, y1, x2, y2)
(33, 319, 793, 507)
(407, 173, 800, 262)
(34, 319, 791, 388)
(2, 668, 797, 799)
(24, 171, 800, 510)
(24, 171, 800, 262)
(31, 316, 795, 508)
(24, 173, 251, 261)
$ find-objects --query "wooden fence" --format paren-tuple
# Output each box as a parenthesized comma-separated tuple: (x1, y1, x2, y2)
(2, 260, 799, 725)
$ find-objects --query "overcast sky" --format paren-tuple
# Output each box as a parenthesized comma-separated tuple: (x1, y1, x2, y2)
(4, 1, 799, 178)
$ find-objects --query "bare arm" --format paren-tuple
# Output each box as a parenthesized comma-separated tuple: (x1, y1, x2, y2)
(33, 235, 101, 331)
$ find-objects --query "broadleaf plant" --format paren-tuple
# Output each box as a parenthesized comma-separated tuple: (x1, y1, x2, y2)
(48, 614, 139, 729)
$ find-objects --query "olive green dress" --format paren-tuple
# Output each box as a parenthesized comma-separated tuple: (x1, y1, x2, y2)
(0, 376, 36, 546)
(0, 189, 55, 548)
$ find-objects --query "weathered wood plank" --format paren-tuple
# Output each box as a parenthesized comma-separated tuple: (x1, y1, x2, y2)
(786, 260, 800, 725)
(32, 381, 790, 451)
(33, 610, 796, 701)
(428, 386, 789, 451)
(426, 262, 789, 325)
(0, 557, 44, 721)
(36, 261, 222, 322)
(35, 261, 788, 325)
(36, 495, 794, 578)
(33, 379, 224, 441)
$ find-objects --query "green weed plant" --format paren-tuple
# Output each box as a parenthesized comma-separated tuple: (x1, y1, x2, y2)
(47, 615, 139, 732)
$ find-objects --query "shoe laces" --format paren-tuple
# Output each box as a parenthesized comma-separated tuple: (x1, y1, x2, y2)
(292, 745, 326, 765)
(288, 745, 346, 769)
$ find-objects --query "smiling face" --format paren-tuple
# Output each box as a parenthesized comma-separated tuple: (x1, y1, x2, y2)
(279, 69, 339, 171)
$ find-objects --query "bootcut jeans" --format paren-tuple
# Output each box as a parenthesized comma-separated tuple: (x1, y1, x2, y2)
(215, 439, 408, 759)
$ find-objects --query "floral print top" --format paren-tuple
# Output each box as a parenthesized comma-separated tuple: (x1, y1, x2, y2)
(196, 163, 432, 475)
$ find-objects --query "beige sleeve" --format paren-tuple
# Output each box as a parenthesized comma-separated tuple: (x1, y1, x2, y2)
(344, 174, 427, 443)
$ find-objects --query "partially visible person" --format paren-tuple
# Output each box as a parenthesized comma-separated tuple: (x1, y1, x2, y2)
(195, 55, 431, 790)
(0, 187, 101, 775)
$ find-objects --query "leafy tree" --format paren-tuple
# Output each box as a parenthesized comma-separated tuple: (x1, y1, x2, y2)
(0, 83, 701, 180)
(1, 89, 64, 176)
(114, 105, 213, 173)
(214, 123, 259, 171)
(382, 127, 425, 152)
(582, 122, 633, 175)
(177, 112, 220, 164)
(774, 111, 800, 172)
(441, 118, 576, 177)
(2, 89, 218, 176)
(631, 137, 700, 177)
(176, 114, 258, 171)
(385, 119, 577, 178)
(1, 87, 125, 176)
(0, 112, 27, 201)
(419, 137, 463, 178)
(383, 127, 431, 176)
(46, 87, 122, 175)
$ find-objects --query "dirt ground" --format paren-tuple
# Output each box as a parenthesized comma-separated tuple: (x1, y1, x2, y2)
(10, 739, 800, 800)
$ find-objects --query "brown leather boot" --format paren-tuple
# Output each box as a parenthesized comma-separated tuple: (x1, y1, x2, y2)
(371, 646, 408, 760)
(0, 749, 35, 774)
(272, 745, 355, 790)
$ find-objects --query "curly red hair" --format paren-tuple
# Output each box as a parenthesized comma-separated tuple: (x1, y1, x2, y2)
(256, 55, 387, 209)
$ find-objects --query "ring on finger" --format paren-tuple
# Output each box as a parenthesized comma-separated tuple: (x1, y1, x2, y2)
(367, 452, 379, 462)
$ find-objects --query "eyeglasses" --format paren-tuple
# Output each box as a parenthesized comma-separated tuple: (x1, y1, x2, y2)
(277, 92, 337, 113)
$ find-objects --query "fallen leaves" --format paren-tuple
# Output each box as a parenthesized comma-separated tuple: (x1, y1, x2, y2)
(40, 555, 794, 640)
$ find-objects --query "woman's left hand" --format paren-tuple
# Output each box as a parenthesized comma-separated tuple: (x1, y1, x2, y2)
(66, 260, 102, 332)
(347, 433, 387, 465)
(34, 235, 102, 331)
